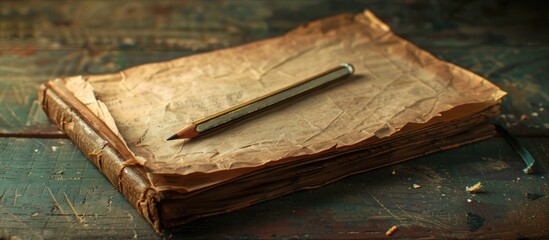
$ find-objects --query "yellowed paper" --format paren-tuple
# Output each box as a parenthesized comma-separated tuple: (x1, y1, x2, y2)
(63, 10, 506, 180)
(64, 76, 124, 140)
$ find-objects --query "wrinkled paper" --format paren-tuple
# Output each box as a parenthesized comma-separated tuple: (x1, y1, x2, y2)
(64, 10, 506, 179)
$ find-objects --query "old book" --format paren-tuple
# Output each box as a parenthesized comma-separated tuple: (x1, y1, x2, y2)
(39, 10, 506, 232)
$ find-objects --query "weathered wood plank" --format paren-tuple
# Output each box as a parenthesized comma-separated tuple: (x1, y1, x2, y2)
(0, 138, 158, 238)
(1, 1, 547, 50)
(432, 47, 549, 136)
(0, 137, 547, 238)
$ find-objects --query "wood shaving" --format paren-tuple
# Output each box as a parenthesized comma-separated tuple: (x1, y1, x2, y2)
(386, 225, 398, 236)
(466, 182, 482, 193)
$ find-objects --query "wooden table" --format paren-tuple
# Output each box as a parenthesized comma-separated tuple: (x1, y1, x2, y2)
(1, 1, 548, 238)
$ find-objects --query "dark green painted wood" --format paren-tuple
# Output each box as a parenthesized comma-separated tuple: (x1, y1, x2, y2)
(0, 138, 158, 238)
(433, 47, 549, 136)
(1, 137, 547, 238)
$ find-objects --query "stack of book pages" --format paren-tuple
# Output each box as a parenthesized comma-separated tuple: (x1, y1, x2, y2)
(40, 10, 506, 232)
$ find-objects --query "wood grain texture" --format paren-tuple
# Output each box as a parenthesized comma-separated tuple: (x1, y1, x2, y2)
(0, 138, 157, 239)
(1, 137, 547, 239)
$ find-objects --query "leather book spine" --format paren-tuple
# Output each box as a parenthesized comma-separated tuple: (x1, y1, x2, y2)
(39, 81, 162, 233)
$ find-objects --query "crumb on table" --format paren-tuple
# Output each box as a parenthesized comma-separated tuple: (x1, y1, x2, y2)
(386, 225, 398, 236)
(466, 182, 482, 193)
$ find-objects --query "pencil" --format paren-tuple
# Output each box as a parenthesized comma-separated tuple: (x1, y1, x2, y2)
(167, 63, 355, 140)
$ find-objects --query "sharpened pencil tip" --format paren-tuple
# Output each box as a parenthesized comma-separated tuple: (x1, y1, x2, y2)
(166, 134, 179, 141)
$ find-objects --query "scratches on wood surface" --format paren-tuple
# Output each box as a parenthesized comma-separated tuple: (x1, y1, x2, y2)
(0, 205, 43, 239)
(0, 138, 158, 239)
(24, 100, 42, 127)
(0, 135, 548, 238)
(46, 187, 70, 221)
(63, 192, 86, 226)
(12, 188, 19, 205)
(366, 190, 400, 221)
